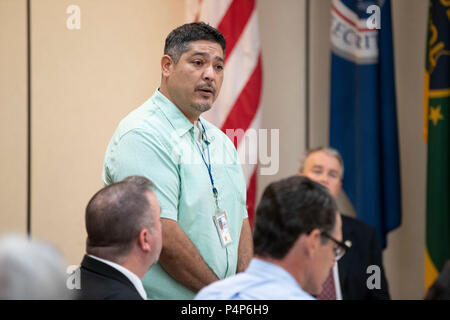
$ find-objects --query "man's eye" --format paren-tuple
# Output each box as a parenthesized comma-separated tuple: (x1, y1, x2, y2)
(329, 171, 341, 179)
(193, 60, 203, 66)
(216, 65, 224, 71)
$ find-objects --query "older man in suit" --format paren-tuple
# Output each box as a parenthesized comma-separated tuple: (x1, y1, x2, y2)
(78, 176, 162, 300)
(297, 147, 390, 300)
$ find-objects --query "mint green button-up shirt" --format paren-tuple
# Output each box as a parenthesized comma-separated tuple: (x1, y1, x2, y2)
(102, 89, 248, 300)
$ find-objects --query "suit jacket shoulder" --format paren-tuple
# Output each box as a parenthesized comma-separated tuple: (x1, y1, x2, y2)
(339, 215, 390, 300)
(342, 214, 373, 231)
(78, 255, 143, 300)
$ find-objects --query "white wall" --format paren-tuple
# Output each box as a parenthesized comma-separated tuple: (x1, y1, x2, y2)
(385, 0, 428, 300)
(0, 0, 28, 235)
(257, 0, 306, 200)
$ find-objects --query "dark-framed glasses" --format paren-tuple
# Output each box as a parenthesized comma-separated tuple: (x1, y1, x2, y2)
(321, 231, 352, 261)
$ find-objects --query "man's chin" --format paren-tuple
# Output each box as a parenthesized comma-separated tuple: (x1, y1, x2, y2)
(191, 103, 212, 114)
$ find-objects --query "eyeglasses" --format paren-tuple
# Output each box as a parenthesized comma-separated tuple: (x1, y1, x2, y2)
(321, 231, 352, 261)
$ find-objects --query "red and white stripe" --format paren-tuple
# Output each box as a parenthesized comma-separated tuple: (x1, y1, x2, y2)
(186, 0, 263, 226)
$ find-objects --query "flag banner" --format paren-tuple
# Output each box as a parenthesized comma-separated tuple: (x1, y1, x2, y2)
(186, 0, 263, 225)
(329, 0, 401, 248)
(424, 0, 450, 291)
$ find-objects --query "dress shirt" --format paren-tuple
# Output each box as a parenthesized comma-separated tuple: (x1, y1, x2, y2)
(195, 258, 315, 300)
(333, 263, 343, 300)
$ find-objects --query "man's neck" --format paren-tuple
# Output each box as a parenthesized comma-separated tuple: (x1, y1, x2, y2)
(158, 86, 199, 124)
(121, 255, 147, 280)
(176, 105, 199, 124)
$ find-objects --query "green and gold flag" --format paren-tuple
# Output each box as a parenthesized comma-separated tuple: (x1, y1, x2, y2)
(424, 0, 450, 291)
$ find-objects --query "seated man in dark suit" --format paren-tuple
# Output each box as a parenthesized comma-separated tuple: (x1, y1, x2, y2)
(78, 175, 162, 300)
(297, 147, 390, 300)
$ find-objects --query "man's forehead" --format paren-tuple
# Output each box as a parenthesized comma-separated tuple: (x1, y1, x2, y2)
(306, 151, 341, 169)
(185, 40, 224, 58)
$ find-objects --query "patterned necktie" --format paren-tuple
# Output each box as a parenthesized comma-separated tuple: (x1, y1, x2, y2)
(317, 269, 337, 300)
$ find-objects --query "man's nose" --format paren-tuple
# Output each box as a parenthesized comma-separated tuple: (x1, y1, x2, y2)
(202, 64, 216, 82)
(320, 172, 329, 185)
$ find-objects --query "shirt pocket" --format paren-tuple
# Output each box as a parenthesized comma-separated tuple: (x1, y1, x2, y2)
(217, 164, 247, 211)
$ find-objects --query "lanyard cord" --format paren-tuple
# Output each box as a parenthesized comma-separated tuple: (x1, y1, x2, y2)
(195, 119, 219, 208)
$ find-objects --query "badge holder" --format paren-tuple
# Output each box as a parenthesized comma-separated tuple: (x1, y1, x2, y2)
(212, 192, 232, 248)
(213, 209, 232, 248)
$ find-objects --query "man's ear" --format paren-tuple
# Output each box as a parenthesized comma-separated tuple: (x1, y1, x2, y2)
(303, 229, 321, 258)
(161, 55, 174, 77)
(138, 228, 152, 252)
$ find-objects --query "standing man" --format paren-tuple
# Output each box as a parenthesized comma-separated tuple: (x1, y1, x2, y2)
(79, 176, 162, 300)
(196, 176, 348, 300)
(298, 147, 390, 300)
(102, 22, 253, 299)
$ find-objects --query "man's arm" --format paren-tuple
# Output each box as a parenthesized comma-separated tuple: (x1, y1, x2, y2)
(236, 218, 253, 273)
(158, 218, 219, 293)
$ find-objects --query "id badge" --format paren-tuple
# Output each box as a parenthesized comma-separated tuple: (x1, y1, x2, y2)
(213, 210, 233, 248)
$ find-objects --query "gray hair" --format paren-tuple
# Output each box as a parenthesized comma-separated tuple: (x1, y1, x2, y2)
(298, 146, 344, 179)
(0, 234, 73, 299)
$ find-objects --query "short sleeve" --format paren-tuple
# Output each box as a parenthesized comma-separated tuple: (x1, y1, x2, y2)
(106, 129, 179, 221)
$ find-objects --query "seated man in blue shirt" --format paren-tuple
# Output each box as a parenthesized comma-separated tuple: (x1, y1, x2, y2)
(196, 175, 350, 300)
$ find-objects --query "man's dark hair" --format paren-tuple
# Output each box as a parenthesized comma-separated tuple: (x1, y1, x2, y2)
(253, 176, 337, 259)
(164, 22, 226, 63)
(85, 176, 155, 261)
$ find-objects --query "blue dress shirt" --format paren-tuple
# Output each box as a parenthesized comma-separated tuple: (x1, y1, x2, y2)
(195, 258, 315, 300)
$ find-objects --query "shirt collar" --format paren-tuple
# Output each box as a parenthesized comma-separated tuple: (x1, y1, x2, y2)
(88, 254, 147, 300)
(248, 258, 314, 299)
(152, 89, 194, 137)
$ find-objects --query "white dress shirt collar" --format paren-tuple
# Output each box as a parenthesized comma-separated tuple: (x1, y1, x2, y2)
(88, 254, 147, 300)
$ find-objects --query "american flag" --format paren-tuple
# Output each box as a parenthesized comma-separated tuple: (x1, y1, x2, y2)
(186, 0, 263, 226)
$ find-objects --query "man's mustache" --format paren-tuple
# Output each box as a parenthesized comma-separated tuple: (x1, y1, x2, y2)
(195, 84, 216, 95)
